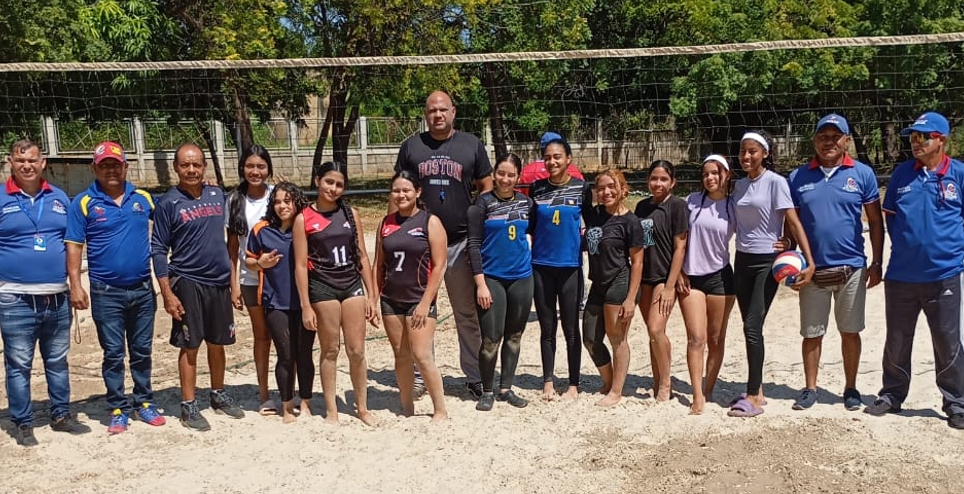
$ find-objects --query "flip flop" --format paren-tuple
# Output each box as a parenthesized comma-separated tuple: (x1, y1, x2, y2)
(259, 399, 279, 416)
(727, 393, 768, 407)
(727, 398, 764, 418)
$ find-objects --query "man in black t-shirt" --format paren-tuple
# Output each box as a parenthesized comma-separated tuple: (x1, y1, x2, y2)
(394, 91, 493, 396)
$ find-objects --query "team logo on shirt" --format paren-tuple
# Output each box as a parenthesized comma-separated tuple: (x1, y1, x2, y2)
(639, 218, 655, 247)
(796, 184, 815, 194)
(407, 227, 426, 237)
(52, 200, 67, 214)
(93, 206, 106, 216)
(946, 183, 959, 201)
(842, 177, 859, 193)
(343, 221, 351, 228)
(586, 227, 603, 255)
(132, 202, 144, 213)
(897, 185, 913, 195)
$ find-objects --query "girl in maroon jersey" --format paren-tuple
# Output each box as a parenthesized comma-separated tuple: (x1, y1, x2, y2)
(294, 161, 378, 426)
(373, 171, 449, 422)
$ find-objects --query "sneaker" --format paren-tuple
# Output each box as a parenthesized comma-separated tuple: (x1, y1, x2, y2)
(476, 392, 495, 411)
(134, 403, 167, 426)
(496, 390, 529, 409)
(180, 401, 211, 431)
(107, 409, 129, 434)
(843, 388, 863, 411)
(50, 413, 91, 434)
(16, 425, 38, 447)
(864, 398, 900, 416)
(210, 390, 245, 419)
(792, 388, 818, 410)
(949, 413, 964, 430)
(466, 381, 484, 399)
(413, 382, 427, 401)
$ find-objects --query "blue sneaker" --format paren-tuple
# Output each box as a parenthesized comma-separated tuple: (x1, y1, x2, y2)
(107, 409, 129, 434)
(134, 403, 167, 427)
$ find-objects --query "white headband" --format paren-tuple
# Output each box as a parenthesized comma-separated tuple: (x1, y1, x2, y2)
(702, 154, 730, 171)
(741, 132, 770, 152)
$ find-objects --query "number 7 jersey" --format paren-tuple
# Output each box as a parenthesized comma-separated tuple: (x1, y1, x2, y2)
(379, 210, 433, 304)
(530, 178, 593, 268)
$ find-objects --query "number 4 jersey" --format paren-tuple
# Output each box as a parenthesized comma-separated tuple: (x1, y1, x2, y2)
(379, 210, 433, 304)
(303, 204, 358, 290)
(530, 178, 593, 268)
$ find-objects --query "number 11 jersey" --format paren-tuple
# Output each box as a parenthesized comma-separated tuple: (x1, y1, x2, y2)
(303, 204, 358, 290)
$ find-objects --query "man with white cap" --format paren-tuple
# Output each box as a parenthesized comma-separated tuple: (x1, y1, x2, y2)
(66, 141, 166, 434)
(866, 111, 964, 429)
(787, 114, 884, 411)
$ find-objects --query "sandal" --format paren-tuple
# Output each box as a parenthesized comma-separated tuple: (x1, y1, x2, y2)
(259, 399, 279, 416)
(727, 398, 764, 418)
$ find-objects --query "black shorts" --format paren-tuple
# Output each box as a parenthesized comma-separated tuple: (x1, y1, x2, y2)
(380, 297, 438, 318)
(309, 276, 364, 304)
(241, 284, 260, 307)
(687, 264, 735, 296)
(169, 277, 236, 349)
(587, 270, 640, 306)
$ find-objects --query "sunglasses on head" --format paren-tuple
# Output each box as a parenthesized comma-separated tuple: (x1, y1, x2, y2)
(909, 131, 943, 144)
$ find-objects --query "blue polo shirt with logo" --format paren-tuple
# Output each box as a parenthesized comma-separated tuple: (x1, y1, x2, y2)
(0, 178, 70, 284)
(789, 155, 879, 270)
(882, 155, 964, 283)
(65, 181, 154, 286)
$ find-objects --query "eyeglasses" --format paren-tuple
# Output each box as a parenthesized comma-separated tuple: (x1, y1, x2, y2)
(909, 131, 943, 144)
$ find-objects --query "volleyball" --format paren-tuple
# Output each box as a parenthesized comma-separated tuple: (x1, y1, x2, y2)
(772, 251, 807, 285)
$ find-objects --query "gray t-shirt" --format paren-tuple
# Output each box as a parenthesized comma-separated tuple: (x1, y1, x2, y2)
(732, 169, 794, 254)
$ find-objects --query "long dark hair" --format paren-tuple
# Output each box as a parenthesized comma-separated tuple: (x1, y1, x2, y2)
(264, 182, 308, 229)
(390, 169, 426, 211)
(227, 145, 274, 236)
(313, 161, 361, 274)
(648, 159, 676, 179)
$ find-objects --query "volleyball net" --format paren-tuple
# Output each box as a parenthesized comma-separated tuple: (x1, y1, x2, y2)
(2, 32, 964, 188)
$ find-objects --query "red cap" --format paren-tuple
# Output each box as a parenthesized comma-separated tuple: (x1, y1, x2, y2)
(93, 141, 126, 164)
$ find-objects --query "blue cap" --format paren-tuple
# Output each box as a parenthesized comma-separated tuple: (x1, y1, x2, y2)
(815, 113, 849, 135)
(901, 112, 950, 136)
(540, 131, 563, 151)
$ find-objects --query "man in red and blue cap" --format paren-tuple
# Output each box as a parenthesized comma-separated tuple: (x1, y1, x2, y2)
(66, 141, 166, 434)
(787, 113, 884, 412)
(867, 111, 964, 429)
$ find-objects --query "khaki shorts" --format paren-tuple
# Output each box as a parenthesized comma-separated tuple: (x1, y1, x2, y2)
(798, 267, 866, 338)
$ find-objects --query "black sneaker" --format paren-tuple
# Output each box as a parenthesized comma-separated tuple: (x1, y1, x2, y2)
(413, 382, 427, 401)
(16, 425, 38, 447)
(210, 390, 245, 419)
(476, 393, 495, 411)
(864, 398, 900, 416)
(180, 400, 211, 431)
(466, 381, 484, 399)
(949, 413, 964, 430)
(50, 414, 91, 434)
(792, 388, 818, 410)
(496, 390, 529, 408)
(843, 388, 863, 411)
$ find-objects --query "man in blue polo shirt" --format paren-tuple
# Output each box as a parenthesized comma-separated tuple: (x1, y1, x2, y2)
(66, 141, 166, 434)
(866, 111, 964, 430)
(788, 114, 884, 411)
(0, 139, 91, 446)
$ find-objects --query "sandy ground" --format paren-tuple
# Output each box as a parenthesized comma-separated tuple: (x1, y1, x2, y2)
(1, 231, 963, 494)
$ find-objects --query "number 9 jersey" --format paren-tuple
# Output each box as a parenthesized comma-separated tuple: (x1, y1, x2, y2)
(529, 178, 593, 268)
(379, 209, 433, 304)
(466, 191, 534, 280)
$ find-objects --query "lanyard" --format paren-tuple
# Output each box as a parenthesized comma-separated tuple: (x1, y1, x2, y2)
(16, 193, 45, 233)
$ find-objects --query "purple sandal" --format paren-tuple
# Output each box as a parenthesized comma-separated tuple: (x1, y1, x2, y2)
(727, 398, 765, 417)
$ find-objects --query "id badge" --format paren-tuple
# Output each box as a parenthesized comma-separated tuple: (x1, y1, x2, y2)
(33, 235, 46, 252)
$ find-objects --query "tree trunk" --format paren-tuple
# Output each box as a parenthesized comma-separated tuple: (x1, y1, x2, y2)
(197, 119, 225, 188)
(332, 104, 358, 165)
(483, 63, 508, 158)
(881, 121, 901, 167)
(313, 102, 335, 171)
(231, 86, 254, 152)
(852, 125, 871, 166)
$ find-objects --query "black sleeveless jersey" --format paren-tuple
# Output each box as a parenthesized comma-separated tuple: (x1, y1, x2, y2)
(303, 205, 358, 290)
(379, 210, 433, 304)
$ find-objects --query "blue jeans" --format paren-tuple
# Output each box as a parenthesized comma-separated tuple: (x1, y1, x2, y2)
(90, 280, 156, 412)
(0, 292, 72, 427)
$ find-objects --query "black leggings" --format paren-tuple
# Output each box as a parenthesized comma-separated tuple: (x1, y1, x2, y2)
(478, 275, 534, 392)
(733, 251, 780, 396)
(533, 265, 582, 386)
(265, 308, 316, 402)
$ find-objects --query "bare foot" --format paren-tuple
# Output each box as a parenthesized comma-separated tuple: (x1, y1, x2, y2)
(299, 401, 313, 418)
(596, 392, 622, 407)
(430, 410, 448, 423)
(689, 396, 705, 415)
(357, 410, 378, 427)
(324, 412, 339, 425)
(402, 405, 415, 417)
(560, 386, 579, 401)
(655, 386, 672, 402)
(542, 382, 556, 402)
(282, 412, 298, 424)
(594, 385, 612, 396)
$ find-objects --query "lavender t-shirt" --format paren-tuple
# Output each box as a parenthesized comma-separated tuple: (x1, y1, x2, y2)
(683, 193, 735, 276)
(732, 169, 794, 254)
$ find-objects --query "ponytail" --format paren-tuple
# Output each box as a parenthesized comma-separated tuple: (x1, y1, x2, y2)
(338, 197, 363, 274)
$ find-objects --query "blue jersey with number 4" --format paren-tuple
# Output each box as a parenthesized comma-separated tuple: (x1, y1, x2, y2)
(530, 178, 591, 268)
